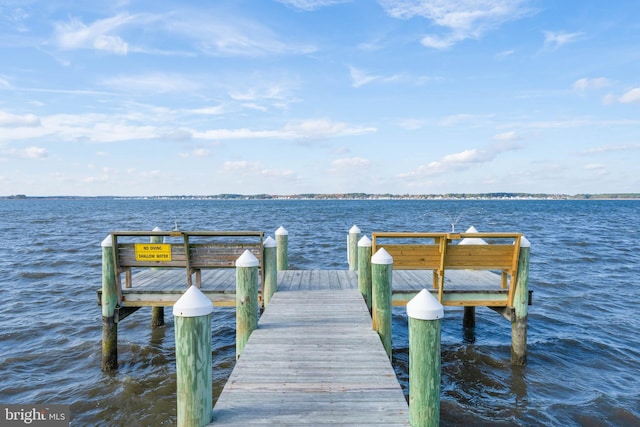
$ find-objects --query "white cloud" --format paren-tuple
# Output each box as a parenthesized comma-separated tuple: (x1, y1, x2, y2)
(166, 12, 315, 57)
(0, 111, 41, 127)
(349, 66, 380, 88)
(24, 146, 48, 158)
(283, 119, 377, 140)
(220, 160, 296, 178)
(93, 34, 128, 55)
(180, 148, 210, 158)
(619, 88, 640, 104)
(276, 0, 351, 11)
(439, 113, 493, 126)
(602, 94, 616, 105)
(330, 157, 371, 171)
(161, 129, 193, 141)
(228, 79, 299, 104)
(493, 131, 520, 141)
(396, 118, 426, 130)
(543, 30, 583, 49)
(379, 0, 533, 49)
(584, 163, 607, 175)
(578, 143, 640, 155)
(195, 119, 376, 142)
(496, 49, 515, 59)
(503, 118, 640, 130)
(0, 76, 13, 89)
(54, 14, 137, 55)
(348, 66, 434, 88)
(398, 142, 519, 179)
(100, 73, 202, 94)
(189, 106, 225, 115)
(573, 77, 611, 91)
(0, 146, 48, 159)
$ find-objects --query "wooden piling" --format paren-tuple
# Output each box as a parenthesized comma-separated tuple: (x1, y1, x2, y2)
(459, 227, 482, 330)
(348, 225, 361, 271)
(101, 234, 118, 371)
(263, 236, 277, 307)
(236, 250, 259, 359)
(357, 235, 372, 312)
(275, 226, 288, 271)
(371, 248, 393, 359)
(150, 228, 165, 328)
(511, 236, 531, 366)
(463, 306, 475, 328)
(407, 289, 443, 427)
(173, 286, 213, 427)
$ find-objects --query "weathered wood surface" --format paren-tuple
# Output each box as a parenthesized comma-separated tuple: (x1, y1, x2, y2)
(97, 269, 509, 307)
(210, 289, 410, 426)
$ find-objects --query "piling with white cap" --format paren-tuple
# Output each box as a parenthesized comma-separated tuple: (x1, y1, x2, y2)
(101, 234, 118, 371)
(371, 248, 393, 359)
(173, 286, 213, 427)
(459, 225, 488, 245)
(357, 235, 373, 312)
(348, 225, 361, 271)
(236, 250, 259, 358)
(407, 289, 444, 427)
(150, 227, 165, 328)
(275, 226, 288, 270)
(458, 226, 484, 328)
(263, 236, 277, 306)
(512, 236, 531, 366)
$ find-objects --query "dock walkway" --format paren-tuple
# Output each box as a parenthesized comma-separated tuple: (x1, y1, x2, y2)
(210, 289, 410, 426)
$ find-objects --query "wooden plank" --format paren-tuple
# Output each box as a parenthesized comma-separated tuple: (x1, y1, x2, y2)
(377, 244, 442, 270)
(444, 245, 516, 270)
(211, 289, 409, 426)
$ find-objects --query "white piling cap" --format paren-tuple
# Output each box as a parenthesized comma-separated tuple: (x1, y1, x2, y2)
(520, 236, 531, 248)
(371, 247, 393, 265)
(101, 234, 112, 247)
(152, 226, 162, 231)
(236, 249, 259, 267)
(275, 226, 288, 236)
(459, 225, 487, 245)
(406, 289, 444, 320)
(349, 225, 361, 234)
(358, 235, 372, 247)
(173, 285, 213, 317)
(264, 236, 277, 248)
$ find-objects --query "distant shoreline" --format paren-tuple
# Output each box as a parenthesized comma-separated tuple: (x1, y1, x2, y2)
(3, 193, 639, 201)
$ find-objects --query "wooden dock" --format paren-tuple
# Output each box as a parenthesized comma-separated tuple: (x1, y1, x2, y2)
(99, 227, 531, 424)
(210, 289, 410, 426)
(98, 268, 514, 307)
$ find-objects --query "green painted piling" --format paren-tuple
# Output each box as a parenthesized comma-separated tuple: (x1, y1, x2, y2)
(236, 250, 259, 358)
(348, 225, 361, 271)
(371, 248, 393, 359)
(263, 236, 277, 307)
(407, 289, 443, 427)
(150, 228, 165, 328)
(511, 237, 531, 366)
(173, 286, 213, 427)
(275, 226, 288, 270)
(357, 235, 372, 312)
(101, 234, 118, 371)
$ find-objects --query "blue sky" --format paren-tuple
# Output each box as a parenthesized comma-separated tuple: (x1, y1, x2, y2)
(1, 0, 639, 196)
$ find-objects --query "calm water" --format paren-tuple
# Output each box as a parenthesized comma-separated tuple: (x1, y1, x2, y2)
(0, 198, 638, 426)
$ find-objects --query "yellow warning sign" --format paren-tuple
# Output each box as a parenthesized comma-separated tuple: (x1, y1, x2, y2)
(134, 243, 172, 261)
